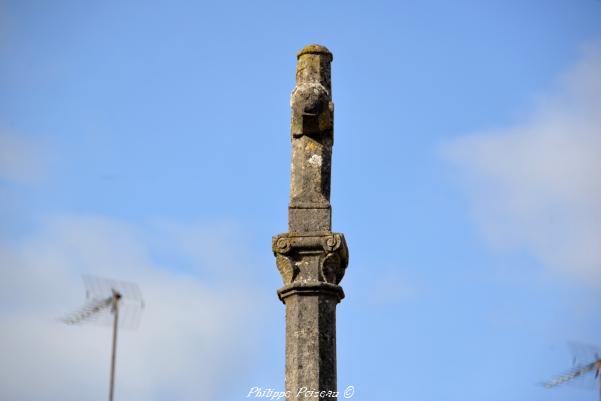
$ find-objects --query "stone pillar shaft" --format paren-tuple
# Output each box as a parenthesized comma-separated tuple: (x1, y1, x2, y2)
(273, 45, 348, 401)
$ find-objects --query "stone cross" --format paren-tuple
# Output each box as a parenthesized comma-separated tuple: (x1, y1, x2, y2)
(272, 44, 349, 401)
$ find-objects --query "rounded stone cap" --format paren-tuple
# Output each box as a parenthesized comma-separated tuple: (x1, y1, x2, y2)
(297, 44, 333, 60)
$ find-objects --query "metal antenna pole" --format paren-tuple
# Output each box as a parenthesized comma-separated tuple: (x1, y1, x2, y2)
(597, 362, 601, 401)
(109, 290, 121, 401)
(61, 275, 144, 401)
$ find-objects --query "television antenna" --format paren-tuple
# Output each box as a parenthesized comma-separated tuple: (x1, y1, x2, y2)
(61, 275, 145, 401)
(543, 342, 601, 400)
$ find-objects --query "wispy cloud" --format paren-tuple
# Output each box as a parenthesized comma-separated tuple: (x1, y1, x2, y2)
(0, 215, 268, 401)
(442, 42, 601, 285)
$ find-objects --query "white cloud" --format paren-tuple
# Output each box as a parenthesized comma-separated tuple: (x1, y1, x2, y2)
(442, 42, 601, 285)
(0, 215, 268, 401)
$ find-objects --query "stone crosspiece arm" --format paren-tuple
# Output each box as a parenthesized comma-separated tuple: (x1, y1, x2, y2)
(289, 45, 335, 233)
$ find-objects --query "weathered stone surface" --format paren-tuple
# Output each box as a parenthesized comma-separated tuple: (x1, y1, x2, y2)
(288, 45, 335, 234)
(273, 44, 349, 401)
(284, 294, 337, 399)
(273, 232, 348, 289)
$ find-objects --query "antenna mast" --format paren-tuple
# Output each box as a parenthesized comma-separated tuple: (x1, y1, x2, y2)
(61, 275, 144, 401)
(109, 289, 122, 401)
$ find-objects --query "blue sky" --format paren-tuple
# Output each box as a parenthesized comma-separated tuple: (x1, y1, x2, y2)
(1, 1, 600, 401)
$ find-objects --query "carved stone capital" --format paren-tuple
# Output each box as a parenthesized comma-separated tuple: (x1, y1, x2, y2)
(272, 232, 348, 298)
(277, 282, 344, 303)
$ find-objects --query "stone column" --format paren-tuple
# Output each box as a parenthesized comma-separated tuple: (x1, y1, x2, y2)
(272, 44, 349, 401)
